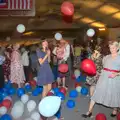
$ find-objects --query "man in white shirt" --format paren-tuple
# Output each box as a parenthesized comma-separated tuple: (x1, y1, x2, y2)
(21, 47, 30, 82)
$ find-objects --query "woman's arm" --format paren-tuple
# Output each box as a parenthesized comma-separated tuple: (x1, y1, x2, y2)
(38, 54, 48, 65)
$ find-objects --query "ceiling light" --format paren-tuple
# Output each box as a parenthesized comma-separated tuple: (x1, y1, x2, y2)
(98, 5, 119, 15)
(112, 12, 120, 20)
(91, 22, 105, 27)
(23, 31, 34, 35)
(80, 17, 95, 23)
(99, 28, 106, 31)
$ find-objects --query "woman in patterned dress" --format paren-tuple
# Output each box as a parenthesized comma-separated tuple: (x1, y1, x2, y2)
(82, 41, 120, 118)
(10, 44, 25, 88)
(86, 49, 103, 96)
(3, 49, 11, 81)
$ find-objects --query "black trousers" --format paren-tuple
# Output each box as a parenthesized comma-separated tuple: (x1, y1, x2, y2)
(24, 66, 30, 82)
(0, 65, 4, 88)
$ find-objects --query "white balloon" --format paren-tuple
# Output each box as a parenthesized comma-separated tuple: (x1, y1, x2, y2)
(11, 101, 24, 119)
(38, 96, 61, 117)
(76, 86, 82, 93)
(21, 94, 29, 104)
(0, 106, 7, 115)
(74, 69, 80, 78)
(4, 96, 12, 101)
(31, 111, 40, 120)
(17, 24, 25, 33)
(87, 29, 95, 37)
(27, 100, 36, 112)
(54, 33, 62, 40)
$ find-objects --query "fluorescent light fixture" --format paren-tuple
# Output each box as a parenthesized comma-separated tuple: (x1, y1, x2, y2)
(98, 5, 119, 14)
(112, 12, 120, 20)
(91, 22, 105, 27)
(23, 31, 34, 35)
(99, 28, 106, 31)
(80, 17, 95, 23)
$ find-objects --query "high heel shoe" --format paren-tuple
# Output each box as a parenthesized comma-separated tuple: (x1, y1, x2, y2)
(81, 112, 92, 118)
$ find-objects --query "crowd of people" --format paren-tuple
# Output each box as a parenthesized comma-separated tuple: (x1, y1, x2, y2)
(0, 39, 120, 118)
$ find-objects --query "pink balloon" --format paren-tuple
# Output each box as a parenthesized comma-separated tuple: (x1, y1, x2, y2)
(58, 64, 68, 73)
(81, 59, 96, 75)
(61, 2, 74, 16)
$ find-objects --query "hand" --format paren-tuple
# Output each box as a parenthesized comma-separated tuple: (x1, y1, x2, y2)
(109, 72, 118, 78)
(47, 50, 50, 56)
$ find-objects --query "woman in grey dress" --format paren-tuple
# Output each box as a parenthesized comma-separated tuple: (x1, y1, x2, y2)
(82, 41, 120, 118)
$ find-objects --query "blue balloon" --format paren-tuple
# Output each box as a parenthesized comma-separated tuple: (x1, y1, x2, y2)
(69, 90, 78, 98)
(4, 82, 12, 89)
(53, 88, 59, 94)
(0, 114, 12, 120)
(55, 108, 61, 119)
(81, 87, 88, 95)
(25, 84, 32, 92)
(66, 100, 75, 108)
(17, 88, 25, 97)
(35, 86, 43, 94)
(76, 76, 81, 82)
(56, 92, 65, 100)
(8, 87, 16, 95)
(0, 96, 3, 103)
(1, 92, 8, 99)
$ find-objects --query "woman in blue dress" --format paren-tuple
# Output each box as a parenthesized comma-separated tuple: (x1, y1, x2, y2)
(36, 40, 54, 98)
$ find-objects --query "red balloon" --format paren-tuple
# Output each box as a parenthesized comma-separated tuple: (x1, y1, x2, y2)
(81, 59, 96, 75)
(117, 113, 120, 120)
(95, 113, 106, 120)
(61, 1, 74, 16)
(60, 87, 67, 95)
(47, 92, 54, 96)
(29, 80, 37, 87)
(2, 99, 12, 109)
(75, 83, 81, 88)
(58, 64, 68, 73)
(71, 74, 75, 80)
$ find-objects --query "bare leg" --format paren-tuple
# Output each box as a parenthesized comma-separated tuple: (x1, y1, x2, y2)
(90, 86, 95, 97)
(62, 77, 66, 87)
(47, 84, 52, 93)
(18, 83, 21, 88)
(42, 85, 48, 98)
(111, 108, 118, 116)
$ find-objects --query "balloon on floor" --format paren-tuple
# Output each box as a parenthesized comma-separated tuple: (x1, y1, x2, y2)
(95, 113, 106, 120)
(38, 96, 61, 117)
(66, 100, 75, 108)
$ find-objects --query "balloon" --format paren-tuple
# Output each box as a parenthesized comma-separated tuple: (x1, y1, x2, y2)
(32, 87, 43, 96)
(0, 114, 12, 120)
(54, 33, 62, 41)
(74, 69, 80, 78)
(0, 106, 7, 115)
(38, 96, 61, 117)
(66, 100, 75, 108)
(81, 59, 96, 75)
(71, 74, 75, 80)
(4, 82, 11, 89)
(58, 64, 68, 73)
(69, 90, 78, 98)
(25, 84, 32, 91)
(55, 108, 61, 119)
(75, 83, 81, 88)
(17, 24, 25, 33)
(87, 29, 95, 37)
(31, 111, 40, 120)
(4, 96, 12, 101)
(29, 80, 37, 87)
(17, 88, 25, 97)
(50, 90, 55, 94)
(59, 87, 66, 95)
(56, 92, 65, 100)
(8, 87, 16, 95)
(21, 94, 29, 104)
(2, 99, 12, 109)
(27, 100, 36, 112)
(11, 101, 24, 119)
(81, 87, 88, 95)
(76, 76, 81, 82)
(33, 77, 37, 82)
(76, 86, 82, 93)
(117, 113, 120, 120)
(53, 88, 59, 94)
(47, 92, 54, 96)
(61, 1, 74, 16)
(95, 113, 106, 120)
(1, 92, 8, 99)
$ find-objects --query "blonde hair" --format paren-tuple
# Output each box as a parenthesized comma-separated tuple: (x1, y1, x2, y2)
(108, 41, 119, 48)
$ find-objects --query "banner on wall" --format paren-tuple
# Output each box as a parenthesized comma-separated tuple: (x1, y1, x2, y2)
(0, 0, 35, 16)
(108, 28, 120, 41)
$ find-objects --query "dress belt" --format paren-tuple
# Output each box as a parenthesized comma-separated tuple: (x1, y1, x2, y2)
(103, 68, 120, 73)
